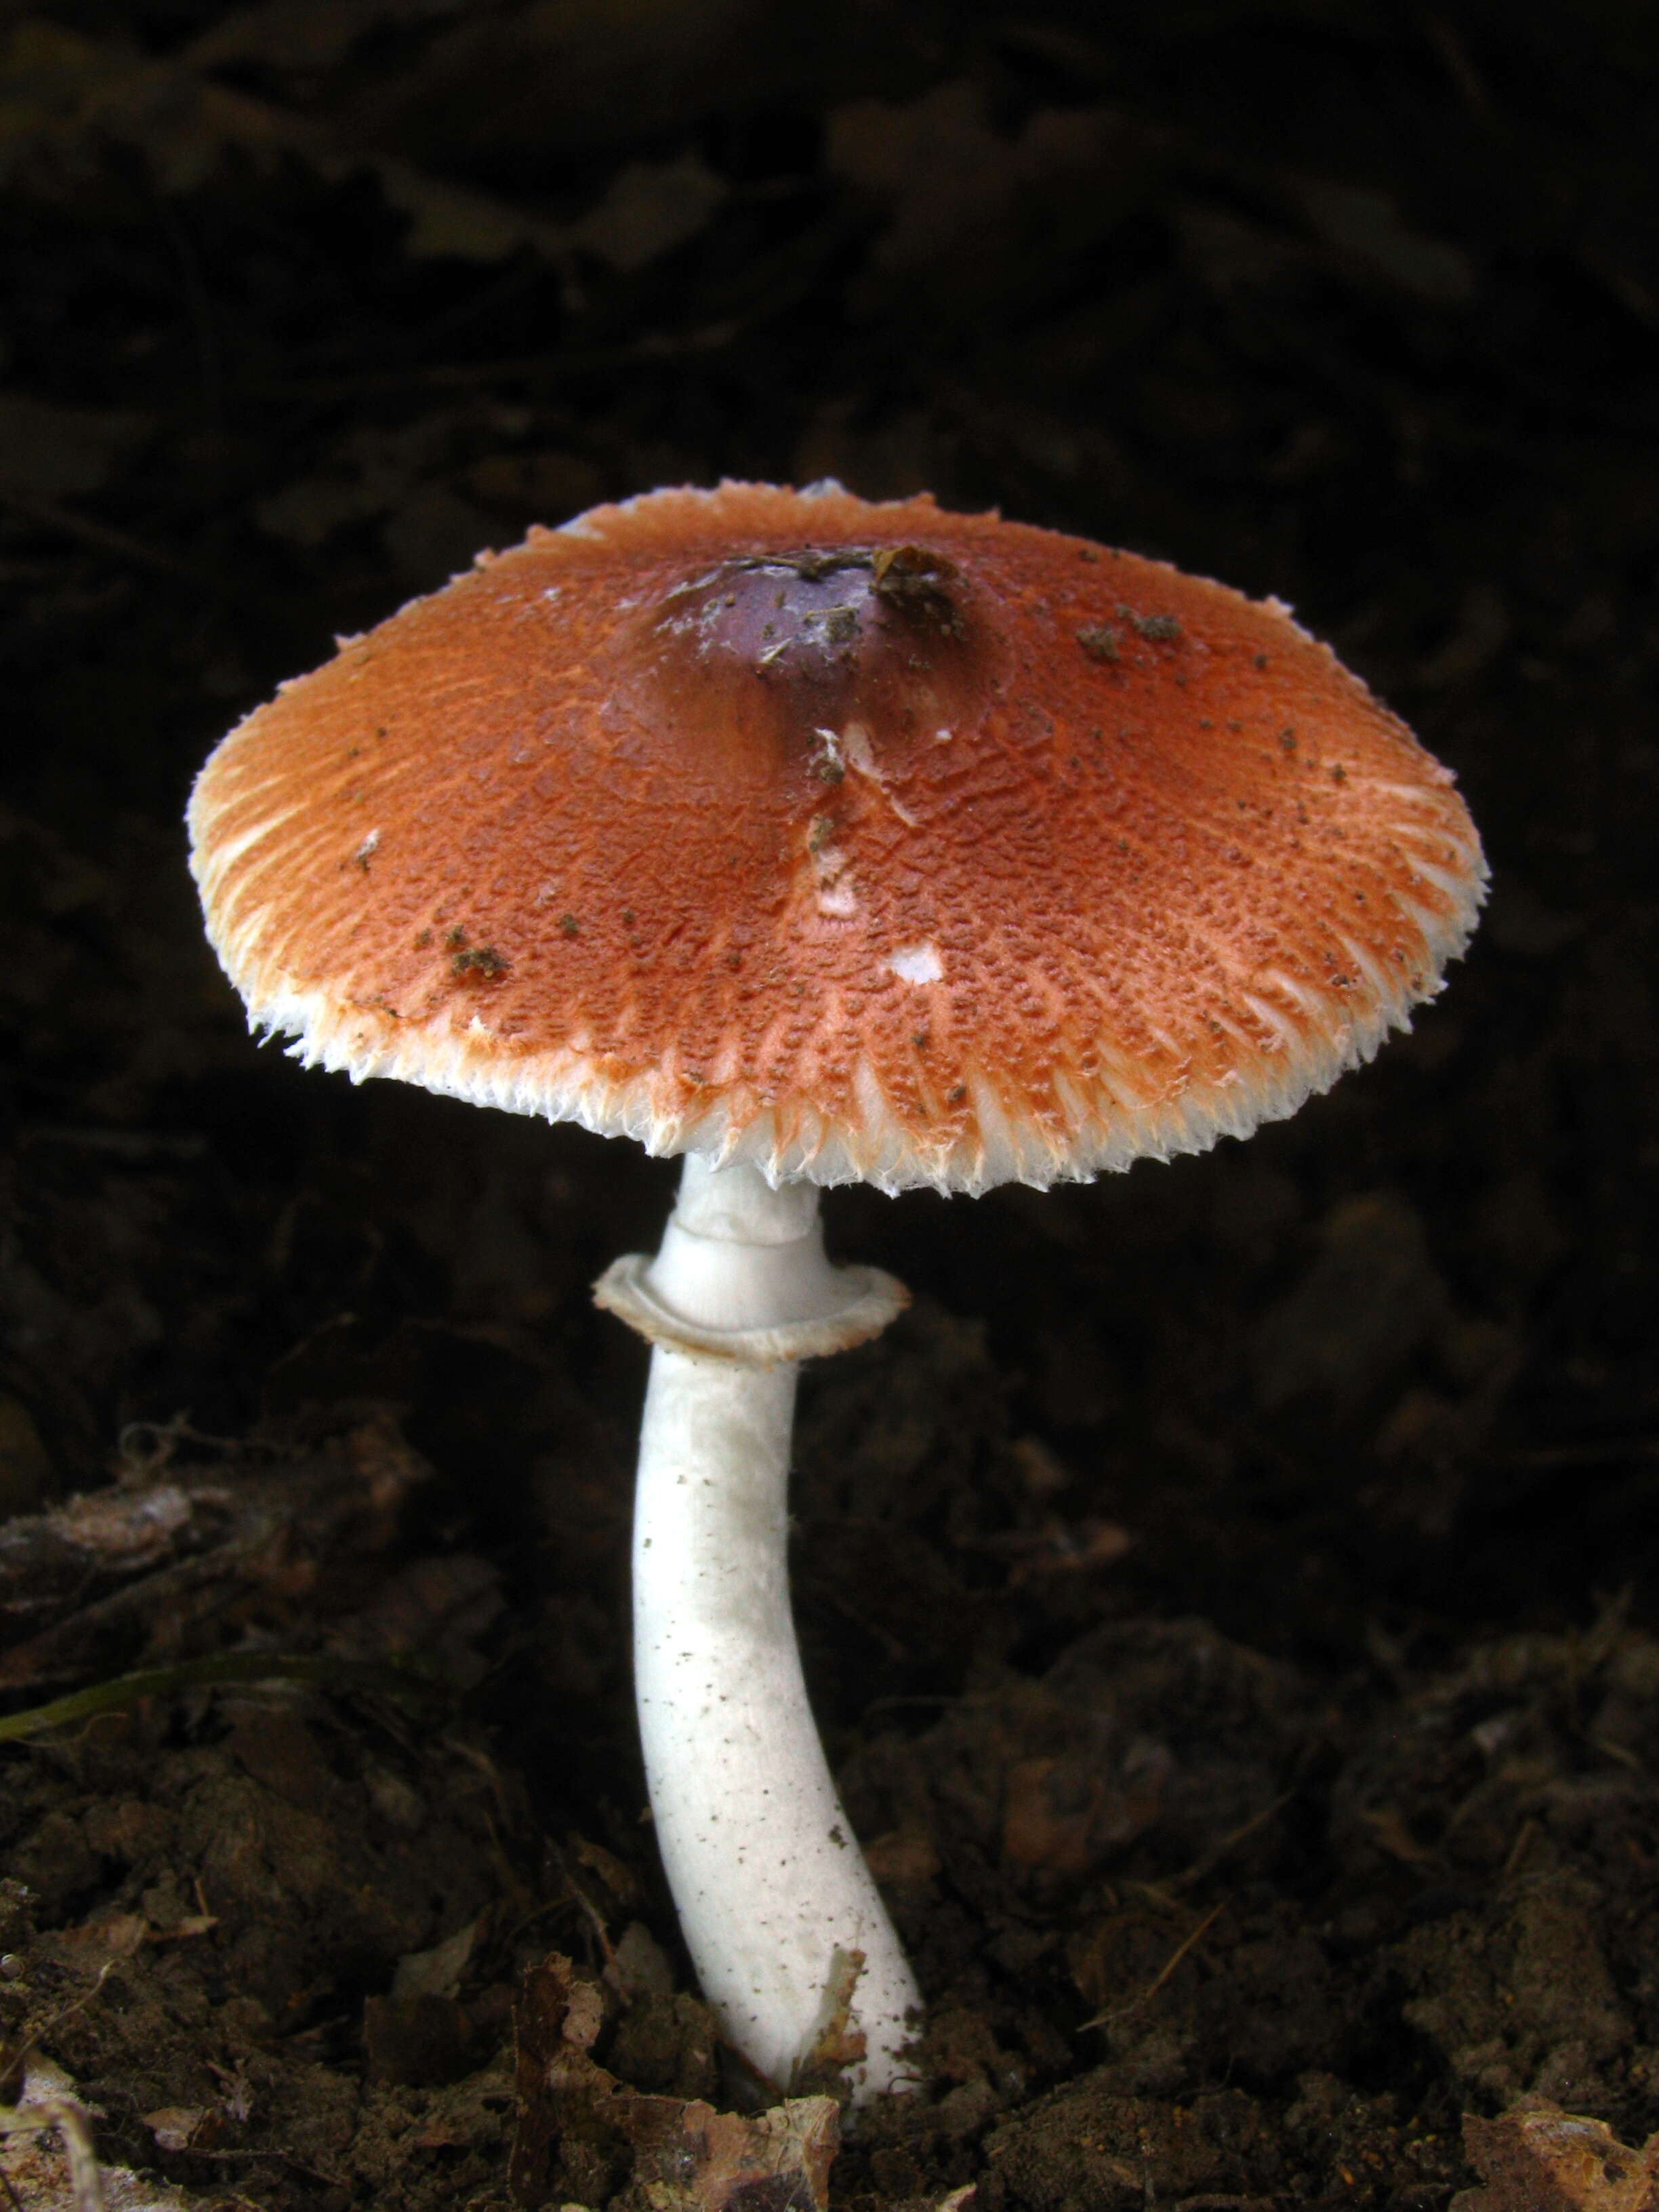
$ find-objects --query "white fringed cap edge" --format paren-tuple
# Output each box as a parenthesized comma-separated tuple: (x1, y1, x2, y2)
(186, 833, 1487, 1199)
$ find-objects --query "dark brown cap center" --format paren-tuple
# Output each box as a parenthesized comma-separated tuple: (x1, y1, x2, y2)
(625, 544, 993, 793)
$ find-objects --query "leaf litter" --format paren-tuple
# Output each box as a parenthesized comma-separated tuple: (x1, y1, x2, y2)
(5, 4, 1659, 2209)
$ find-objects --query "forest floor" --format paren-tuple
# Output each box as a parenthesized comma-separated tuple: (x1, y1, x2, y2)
(3, 5, 1658, 2209)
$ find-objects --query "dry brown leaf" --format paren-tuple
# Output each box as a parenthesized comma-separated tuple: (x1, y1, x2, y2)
(0, 394, 150, 505)
(5, 16, 726, 276)
(862, 1828, 941, 1891)
(49, 1914, 148, 1976)
(825, 79, 1147, 308)
(0, 1425, 433, 1689)
(510, 1952, 840, 2211)
(1359, 1803, 1435, 1863)
(1002, 1744, 1170, 1875)
(1454, 2098, 1659, 2212)
(574, 1833, 642, 1909)
(181, 0, 441, 79)
(139, 2107, 212, 2153)
(0, 18, 577, 268)
(564, 154, 727, 272)
(3, 2055, 207, 2212)
(789, 1947, 867, 2097)
(618, 2095, 839, 2212)
(391, 1914, 482, 2003)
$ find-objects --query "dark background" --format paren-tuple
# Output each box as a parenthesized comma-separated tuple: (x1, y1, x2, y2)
(3, 5, 1658, 2208)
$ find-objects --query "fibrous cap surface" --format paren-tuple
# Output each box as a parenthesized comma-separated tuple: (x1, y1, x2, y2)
(189, 480, 1486, 1193)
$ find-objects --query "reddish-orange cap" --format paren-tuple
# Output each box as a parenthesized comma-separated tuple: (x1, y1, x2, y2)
(188, 481, 1486, 1193)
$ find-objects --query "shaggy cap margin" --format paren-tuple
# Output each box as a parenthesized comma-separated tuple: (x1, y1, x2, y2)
(189, 481, 1487, 1197)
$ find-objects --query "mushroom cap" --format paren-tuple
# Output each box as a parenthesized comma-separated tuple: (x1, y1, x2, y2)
(189, 480, 1486, 1195)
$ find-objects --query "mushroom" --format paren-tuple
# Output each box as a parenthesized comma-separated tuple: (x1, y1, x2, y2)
(188, 480, 1486, 2102)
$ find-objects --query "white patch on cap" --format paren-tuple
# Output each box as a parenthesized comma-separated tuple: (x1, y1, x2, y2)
(886, 942, 943, 985)
(810, 831, 858, 918)
(842, 721, 918, 827)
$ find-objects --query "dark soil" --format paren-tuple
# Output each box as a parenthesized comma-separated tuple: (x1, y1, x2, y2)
(3, 6, 1658, 2209)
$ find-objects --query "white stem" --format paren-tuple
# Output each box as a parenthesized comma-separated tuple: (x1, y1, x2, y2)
(625, 1159, 920, 2101)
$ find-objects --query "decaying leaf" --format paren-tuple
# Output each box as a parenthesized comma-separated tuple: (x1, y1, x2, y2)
(613, 2096, 840, 2212)
(363, 1990, 479, 2089)
(367, 1904, 487, 2089)
(1, 2060, 102, 2212)
(0, 1418, 434, 1689)
(1454, 2098, 1659, 2212)
(825, 79, 1149, 308)
(0, 17, 728, 273)
(788, 1946, 867, 2099)
(510, 1953, 838, 2212)
(563, 153, 728, 274)
(0, 394, 150, 504)
(392, 1913, 483, 2003)
(0, 18, 573, 267)
(1, 2053, 204, 2212)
